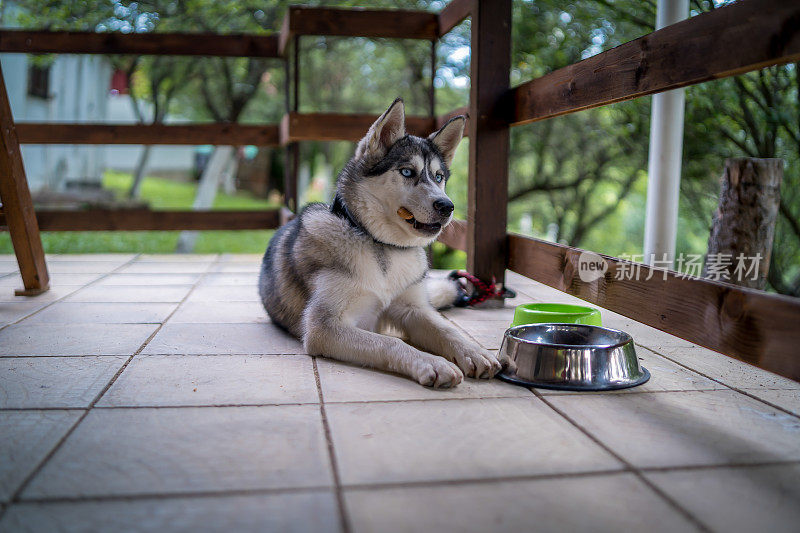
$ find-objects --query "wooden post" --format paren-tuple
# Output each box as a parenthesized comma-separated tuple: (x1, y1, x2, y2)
(425, 40, 436, 266)
(429, 40, 436, 118)
(0, 63, 49, 295)
(283, 36, 300, 213)
(704, 158, 783, 290)
(467, 0, 511, 305)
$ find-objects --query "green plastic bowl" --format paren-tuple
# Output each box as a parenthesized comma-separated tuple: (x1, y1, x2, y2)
(511, 303, 602, 327)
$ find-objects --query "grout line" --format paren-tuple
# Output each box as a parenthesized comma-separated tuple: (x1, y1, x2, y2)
(1, 321, 166, 326)
(0, 354, 156, 359)
(641, 345, 800, 421)
(0, 386, 797, 412)
(638, 459, 800, 473)
(0, 394, 532, 410)
(12, 459, 800, 508)
(13, 485, 335, 506)
(337, 460, 800, 489)
(0, 352, 300, 358)
(534, 392, 712, 532)
(341, 469, 640, 492)
(7, 256, 212, 504)
(537, 387, 729, 397)
(0, 256, 144, 333)
(32, 300, 193, 304)
(115, 351, 305, 356)
(312, 357, 351, 533)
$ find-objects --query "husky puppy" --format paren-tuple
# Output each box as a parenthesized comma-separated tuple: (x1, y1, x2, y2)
(259, 98, 505, 388)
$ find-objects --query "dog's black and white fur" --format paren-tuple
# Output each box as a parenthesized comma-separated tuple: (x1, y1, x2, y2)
(259, 99, 507, 388)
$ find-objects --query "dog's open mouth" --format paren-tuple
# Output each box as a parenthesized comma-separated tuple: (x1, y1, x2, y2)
(397, 207, 442, 235)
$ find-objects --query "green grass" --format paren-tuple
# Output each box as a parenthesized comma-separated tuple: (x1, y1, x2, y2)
(0, 171, 277, 254)
(431, 242, 466, 271)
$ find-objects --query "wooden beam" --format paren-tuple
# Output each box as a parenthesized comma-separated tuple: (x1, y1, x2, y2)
(283, 36, 300, 213)
(16, 123, 280, 146)
(279, 6, 438, 54)
(0, 64, 49, 295)
(0, 29, 280, 57)
(15, 113, 469, 147)
(507, 233, 800, 382)
(437, 218, 467, 251)
(283, 112, 437, 143)
(438, 0, 474, 36)
(429, 41, 436, 117)
(467, 0, 512, 299)
(284, 143, 299, 212)
(0, 209, 280, 232)
(509, 0, 800, 126)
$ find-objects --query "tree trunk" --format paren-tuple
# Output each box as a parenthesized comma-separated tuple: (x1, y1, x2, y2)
(221, 148, 239, 195)
(704, 158, 783, 289)
(128, 145, 152, 199)
(175, 146, 234, 253)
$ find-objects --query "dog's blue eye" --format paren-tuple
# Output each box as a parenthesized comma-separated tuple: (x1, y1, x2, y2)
(400, 168, 414, 178)
(435, 172, 444, 183)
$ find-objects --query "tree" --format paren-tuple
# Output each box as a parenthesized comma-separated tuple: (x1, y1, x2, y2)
(126, 55, 199, 198)
(503, 0, 652, 249)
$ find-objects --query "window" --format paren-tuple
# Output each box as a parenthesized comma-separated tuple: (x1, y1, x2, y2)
(27, 63, 51, 99)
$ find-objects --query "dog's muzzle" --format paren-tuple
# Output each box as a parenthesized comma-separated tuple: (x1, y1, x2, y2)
(397, 207, 443, 235)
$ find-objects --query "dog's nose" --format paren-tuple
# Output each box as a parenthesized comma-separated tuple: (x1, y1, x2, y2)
(433, 198, 454, 217)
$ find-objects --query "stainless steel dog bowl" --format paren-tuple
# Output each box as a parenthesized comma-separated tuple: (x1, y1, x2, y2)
(497, 324, 650, 391)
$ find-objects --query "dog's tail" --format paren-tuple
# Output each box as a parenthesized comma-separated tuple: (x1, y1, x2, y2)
(425, 274, 468, 310)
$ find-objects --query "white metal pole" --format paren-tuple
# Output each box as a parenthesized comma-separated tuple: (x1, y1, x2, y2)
(643, 0, 689, 267)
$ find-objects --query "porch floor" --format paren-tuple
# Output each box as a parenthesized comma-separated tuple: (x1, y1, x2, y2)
(0, 254, 798, 532)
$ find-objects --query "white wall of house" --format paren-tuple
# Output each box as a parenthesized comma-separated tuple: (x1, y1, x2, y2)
(1, 52, 111, 191)
(1, 1, 195, 192)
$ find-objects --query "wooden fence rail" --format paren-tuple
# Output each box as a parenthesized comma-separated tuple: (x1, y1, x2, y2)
(0, 29, 280, 57)
(279, 6, 439, 55)
(15, 109, 468, 146)
(509, 0, 800, 126)
(0, 209, 280, 232)
(15, 123, 281, 146)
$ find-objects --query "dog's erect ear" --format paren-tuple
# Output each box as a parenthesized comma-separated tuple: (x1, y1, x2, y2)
(355, 98, 406, 160)
(428, 115, 466, 166)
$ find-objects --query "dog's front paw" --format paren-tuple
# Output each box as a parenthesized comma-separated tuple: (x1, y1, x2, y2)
(496, 347, 516, 374)
(413, 356, 463, 389)
(453, 344, 502, 379)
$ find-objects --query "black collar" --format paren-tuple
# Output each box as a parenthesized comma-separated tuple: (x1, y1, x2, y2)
(331, 194, 407, 250)
(331, 194, 362, 232)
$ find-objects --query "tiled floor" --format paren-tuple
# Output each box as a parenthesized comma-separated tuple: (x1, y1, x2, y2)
(0, 254, 798, 533)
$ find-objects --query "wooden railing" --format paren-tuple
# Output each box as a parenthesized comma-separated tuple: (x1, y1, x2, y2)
(1, 0, 799, 381)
